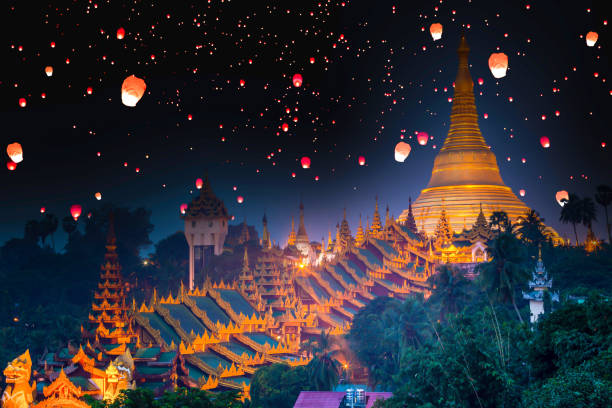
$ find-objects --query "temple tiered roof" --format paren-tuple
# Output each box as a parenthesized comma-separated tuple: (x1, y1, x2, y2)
(181, 176, 230, 220)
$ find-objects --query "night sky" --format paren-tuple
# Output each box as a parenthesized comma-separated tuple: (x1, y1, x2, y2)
(0, 0, 609, 252)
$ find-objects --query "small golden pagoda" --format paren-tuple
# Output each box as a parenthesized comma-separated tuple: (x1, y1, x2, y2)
(399, 36, 531, 234)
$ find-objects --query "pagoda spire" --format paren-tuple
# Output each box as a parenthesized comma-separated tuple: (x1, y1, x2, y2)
(296, 200, 308, 243)
(404, 197, 418, 233)
(384, 205, 390, 229)
(355, 214, 365, 246)
(242, 246, 249, 272)
(371, 196, 382, 234)
(288, 216, 296, 246)
(262, 213, 271, 249)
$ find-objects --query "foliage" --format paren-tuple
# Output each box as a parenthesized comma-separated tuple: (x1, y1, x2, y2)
(85, 387, 245, 408)
(560, 193, 585, 245)
(594, 185, 612, 243)
(427, 264, 471, 321)
(516, 210, 549, 248)
(250, 364, 311, 408)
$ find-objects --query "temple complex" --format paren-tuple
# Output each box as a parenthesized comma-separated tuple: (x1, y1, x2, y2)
(398, 36, 533, 235)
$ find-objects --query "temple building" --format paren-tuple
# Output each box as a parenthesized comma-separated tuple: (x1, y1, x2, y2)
(399, 36, 533, 235)
(523, 247, 559, 323)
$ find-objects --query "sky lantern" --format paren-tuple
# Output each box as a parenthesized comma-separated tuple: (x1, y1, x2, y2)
(417, 132, 428, 146)
(6, 143, 23, 163)
(239, 79, 245, 87)
(394, 141, 411, 162)
(70, 204, 82, 221)
(45, 66, 53, 77)
(429, 23, 443, 41)
(540, 136, 550, 148)
(292, 73, 303, 87)
(40, 207, 46, 214)
(586, 31, 598, 47)
(478, 78, 484, 85)
(19, 98, 26, 108)
(301, 156, 311, 169)
(488, 52, 508, 78)
(116, 27, 125, 39)
(519, 189, 526, 197)
(237, 196, 244, 204)
(180, 203, 188, 214)
(556, 190, 569, 207)
(195, 178, 203, 189)
(358, 156, 366, 166)
(121, 75, 147, 107)
(95, 192, 102, 200)
(86, 86, 93, 95)
(282, 123, 289, 132)
(6, 161, 16, 171)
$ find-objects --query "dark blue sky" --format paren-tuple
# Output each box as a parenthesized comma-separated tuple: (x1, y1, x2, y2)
(0, 0, 609, 253)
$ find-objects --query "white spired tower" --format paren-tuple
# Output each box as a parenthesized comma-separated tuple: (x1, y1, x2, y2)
(182, 176, 230, 291)
(522, 246, 559, 324)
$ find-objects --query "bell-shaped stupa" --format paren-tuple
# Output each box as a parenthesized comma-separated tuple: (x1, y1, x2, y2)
(399, 36, 530, 234)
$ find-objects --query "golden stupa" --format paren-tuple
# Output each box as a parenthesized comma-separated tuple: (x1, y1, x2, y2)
(399, 36, 531, 234)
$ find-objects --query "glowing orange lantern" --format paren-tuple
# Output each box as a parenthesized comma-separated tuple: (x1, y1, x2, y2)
(180, 203, 188, 214)
(70, 205, 82, 221)
(394, 142, 411, 162)
(430, 23, 443, 41)
(488, 52, 508, 78)
(195, 178, 203, 189)
(555, 190, 569, 207)
(45, 66, 53, 77)
(40, 207, 46, 214)
(239, 79, 245, 87)
(586, 31, 598, 47)
(86, 86, 93, 95)
(95, 192, 102, 200)
(519, 189, 526, 197)
(292, 73, 303, 87)
(358, 156, 365, 166)
(282, 123, 289, 132)
(301, 156, 311, 169)
(417, 132, 428, 146)
(478, 78, 484, 85)
(19, 98, 26, 108)
(540, 136, 550, 148)
(6, 161, 16, 171)
(6, 143, 23, 163)
(121, 75, 147, 107)
(237, 196, 244, 204)
(117, 27, 125, 40)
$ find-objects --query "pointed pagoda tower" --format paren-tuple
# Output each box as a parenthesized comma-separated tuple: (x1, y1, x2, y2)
(399, 36, 530, 234)
(404, 197, 418, 234)
(295, 200, 310, 255)
(370, 197, 382, 237)
(261, 213, 271, 249)
(287, 217, 296, 246)
(355, 214, 365, 246)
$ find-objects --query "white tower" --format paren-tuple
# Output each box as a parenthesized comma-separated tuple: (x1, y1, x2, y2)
(522, 246, 558, 323)
(182, 176, 230, 291)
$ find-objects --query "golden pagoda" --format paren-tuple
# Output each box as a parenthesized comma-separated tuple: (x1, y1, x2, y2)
(399, 36, 531, 234)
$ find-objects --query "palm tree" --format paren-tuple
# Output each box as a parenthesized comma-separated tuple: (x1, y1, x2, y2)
(398, 297, 431, 348)
(62, 216, 77, 236)
(427, 265, 470, 321)
(516, 210, 548, 247)
(580, 197, 597, 240)
(40, 213, 59, 249)
(478, 232, 530, 323)
(595, 185, 612, 243)
(24, 220, 42, 244)
(560, 193, 582, 245)
(489, 211, 510, 233)
(307, 330, 340, 391)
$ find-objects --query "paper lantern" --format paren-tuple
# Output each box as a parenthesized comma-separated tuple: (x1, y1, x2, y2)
(180, 203, 188, 214)
(237, 196, 244, 204)
(478, 78, 484, 85)
(282, 123, 289, 132)
(555, 190, 569, 207)
(195, 178, 203, 189)
(540, 136, 550, 148)
(301, 156, 311, 169)
(586, 31, 598, 47)
(394, 142, 411, 162)
(19, 98, 26, 108)
(70, 205, 82, 221)
(239, 79, 245, 87)
(116, 27, 125, 40)
(45, 66, 53, 77)
(6, 143, 23, 163)
(292, 73, 303, 87)
(40, 207, 46, 214)
(95, 192, 102, 200)
(358, 156, 366, 166)
(6, 161, 16, 171)
(121, 75, 147, 107)
(430, 23, 443, 41)
(417, 132, 428, 146)
(86, 86, 93, 95)
(519, 189, 526, 197)
(488, 53, 508, 78)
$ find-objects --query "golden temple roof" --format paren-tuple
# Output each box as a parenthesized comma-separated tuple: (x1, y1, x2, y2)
(182, 176, 230, 220)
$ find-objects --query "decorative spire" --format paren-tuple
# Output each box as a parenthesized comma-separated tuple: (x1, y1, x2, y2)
(355, 214, 365, 246)
(371, 196, 382, 234)
(404, 197, 418, 233)
(433, 207, 453, 247)
(296, 200, 308, 243)
(288, 216, 296, 246)
(467, 203, 492, 242)
(384, 205, 390, 229)
(262, 213, 271, 249)
(242, 246, 249, 272)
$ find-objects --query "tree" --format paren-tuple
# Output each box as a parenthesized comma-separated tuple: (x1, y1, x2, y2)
(307, 330, 340, 391)
(580, 196, 597, 239)
(62, 215, 77, 236)
(427, 265, 471, 321)
(39, 213, 58, 249)
(148, 232, 189, 295)
(251, 364, 312, 408)
(516, 210, 548, 247)
(595, 185, 612, 243)
(560, 193, 583, 245)
(489, 211, 510, 233)
(478, 233, 530, 323)
(24, 219, 42, 244)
